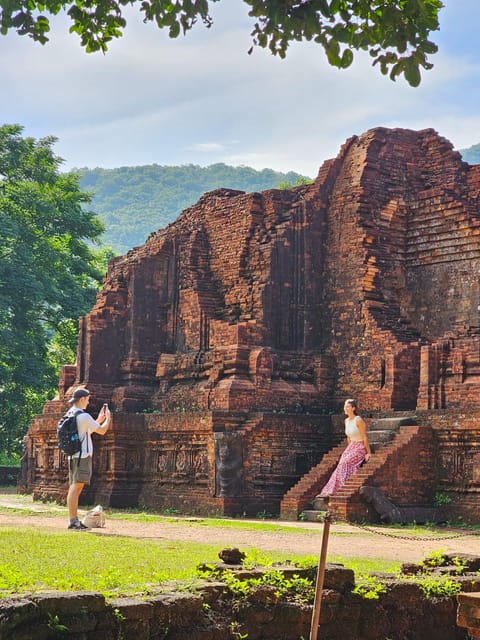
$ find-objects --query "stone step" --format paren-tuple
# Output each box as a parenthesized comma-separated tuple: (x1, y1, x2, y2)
(312, 495, 330, 510)
(369, 443, 385, 454)
(368, 430, 397, 444)
(369, 417, 417, 431)
(301, 510, 326, 522)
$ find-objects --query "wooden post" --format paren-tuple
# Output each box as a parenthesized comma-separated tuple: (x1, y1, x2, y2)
(309, 511, 332, 640)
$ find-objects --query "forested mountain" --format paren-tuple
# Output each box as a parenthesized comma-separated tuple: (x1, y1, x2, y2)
(460, 144, 480, 165)
(79, 163, 308, 255)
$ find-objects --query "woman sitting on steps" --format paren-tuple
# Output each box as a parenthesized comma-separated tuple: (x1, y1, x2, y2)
(316, 398, 371, 503)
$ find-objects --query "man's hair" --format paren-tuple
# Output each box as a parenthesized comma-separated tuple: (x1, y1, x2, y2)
(68, 388, 90, 403)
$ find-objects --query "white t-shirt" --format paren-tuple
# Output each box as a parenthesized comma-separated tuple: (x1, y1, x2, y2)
(67, 408, 110, 458)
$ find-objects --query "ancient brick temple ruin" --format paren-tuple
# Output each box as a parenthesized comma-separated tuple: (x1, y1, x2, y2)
(22, 127, 480, 521)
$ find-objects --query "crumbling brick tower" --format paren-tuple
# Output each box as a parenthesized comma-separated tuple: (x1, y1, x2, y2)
(23, 127, 480, 519)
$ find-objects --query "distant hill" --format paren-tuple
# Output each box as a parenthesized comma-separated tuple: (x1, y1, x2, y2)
(78, 163, 309, 255)
(460, 143, 480, 165)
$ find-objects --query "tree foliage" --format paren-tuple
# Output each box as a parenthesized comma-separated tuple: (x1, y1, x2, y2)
(79, 163, 307, 254)
(0, 0, 443, 86)
(0, 124, 106, 456)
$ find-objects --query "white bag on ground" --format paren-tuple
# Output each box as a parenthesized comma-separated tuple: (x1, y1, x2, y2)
(82, 504, 106, 528)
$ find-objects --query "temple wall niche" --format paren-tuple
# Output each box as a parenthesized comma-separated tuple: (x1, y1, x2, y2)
(175, 228, 223, 352)
(214, 432, 243, 497)
(262, 208, 308, 350)
(184, 190, 263, 323)
(123, 252, 174, 360)
(77, 241, 177, 395)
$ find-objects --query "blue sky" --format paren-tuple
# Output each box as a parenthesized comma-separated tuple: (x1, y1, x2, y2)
(1, 1, 479, 177)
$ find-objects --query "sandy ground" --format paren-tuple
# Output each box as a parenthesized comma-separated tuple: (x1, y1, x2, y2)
(1, 491, 479, 564)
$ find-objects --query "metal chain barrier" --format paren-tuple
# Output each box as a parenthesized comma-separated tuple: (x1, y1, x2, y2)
(325, 513, 479, 541)
(309, 512, 478, 640)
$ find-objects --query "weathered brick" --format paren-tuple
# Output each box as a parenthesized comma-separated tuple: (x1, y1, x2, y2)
(21, 127, 480, 521)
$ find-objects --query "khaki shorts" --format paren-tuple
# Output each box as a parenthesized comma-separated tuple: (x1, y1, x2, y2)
(69, 456, 92, 485)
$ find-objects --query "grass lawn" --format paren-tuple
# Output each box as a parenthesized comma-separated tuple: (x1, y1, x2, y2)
(4, 492, 467, 598)
(0, 521, 400, 599)
(0, 526, 232, 597)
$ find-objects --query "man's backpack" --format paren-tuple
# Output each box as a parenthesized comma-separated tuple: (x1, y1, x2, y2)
(57, 409, 84, 456)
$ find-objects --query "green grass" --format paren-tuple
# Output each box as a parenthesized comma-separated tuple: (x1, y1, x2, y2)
(0, 525, 402, 600)
(0, 494, 467, 599)
(0, 527, 275, 597)
(329, 555, 400, 575)
(0, 527, 321, 599)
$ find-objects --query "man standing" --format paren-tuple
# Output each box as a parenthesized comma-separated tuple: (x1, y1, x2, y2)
(65, 388, 111, 530)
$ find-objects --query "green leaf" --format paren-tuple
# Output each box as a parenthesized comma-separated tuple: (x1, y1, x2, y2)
(404, 58, 421, 87)
(325, 37, 341, 66)
(317, 0, 330, 18)
(169, 20, 180, 37)
(421, 39, 438, 55)
(340, 47, 353, 68)
(329, 0, 342, 13)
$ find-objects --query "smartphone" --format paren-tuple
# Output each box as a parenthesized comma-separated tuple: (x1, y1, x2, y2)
(103, 403, 108, 410)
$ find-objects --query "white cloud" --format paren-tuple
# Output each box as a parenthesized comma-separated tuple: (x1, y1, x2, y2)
(188, 143, 227, 153)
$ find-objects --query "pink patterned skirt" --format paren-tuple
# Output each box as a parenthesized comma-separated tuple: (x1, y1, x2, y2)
(320, 441, 367, 496)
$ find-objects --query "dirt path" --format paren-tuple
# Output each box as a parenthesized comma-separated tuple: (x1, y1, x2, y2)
(1, 492, 479, 564)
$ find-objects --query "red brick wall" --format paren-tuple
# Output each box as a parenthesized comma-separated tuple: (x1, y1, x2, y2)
(418, 410, 480, 521)
(58, 127, 480, 416)
(22, 126, 480, 518)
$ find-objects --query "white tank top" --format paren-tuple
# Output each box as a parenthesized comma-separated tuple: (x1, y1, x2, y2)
(345, 415, 363, 442)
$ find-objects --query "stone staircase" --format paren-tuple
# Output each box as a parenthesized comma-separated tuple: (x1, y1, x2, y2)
(325, 423, 425, 522)
(280, 415, 418, 521)
(367, 416, 417, 452)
